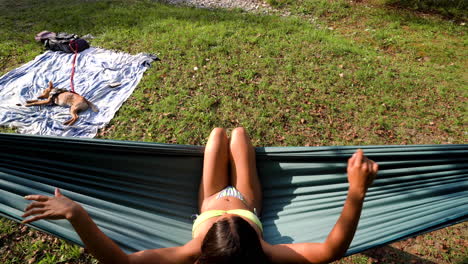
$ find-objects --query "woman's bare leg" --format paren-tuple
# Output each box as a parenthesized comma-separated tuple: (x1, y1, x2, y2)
(229, 127, 262, 214)
(198, 128, 230, 211)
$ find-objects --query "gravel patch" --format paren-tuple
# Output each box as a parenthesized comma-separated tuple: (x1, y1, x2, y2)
(159, 0, 272, 12)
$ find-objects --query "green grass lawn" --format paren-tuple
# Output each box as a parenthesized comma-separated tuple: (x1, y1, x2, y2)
(0, 0, 466, 263)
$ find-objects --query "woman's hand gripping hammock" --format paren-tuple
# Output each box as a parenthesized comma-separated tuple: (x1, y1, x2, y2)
(264, 149, 378, 264)
(22, 188, 135, 263)
(22, 188, 80, 224)
(22, 188, 194, 264)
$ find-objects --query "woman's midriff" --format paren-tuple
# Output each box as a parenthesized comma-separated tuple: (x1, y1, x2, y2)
(194, 193, 262, 239)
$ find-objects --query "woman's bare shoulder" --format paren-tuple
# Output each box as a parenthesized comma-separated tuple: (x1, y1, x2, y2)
(261, 240, 332, 264)
(128, 238, 202, 264)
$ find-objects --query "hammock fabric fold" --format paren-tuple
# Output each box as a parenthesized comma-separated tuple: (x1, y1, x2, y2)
(0, 133, 466, 255)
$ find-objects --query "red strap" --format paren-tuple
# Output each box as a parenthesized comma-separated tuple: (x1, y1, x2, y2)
(69, 41, 79, 94)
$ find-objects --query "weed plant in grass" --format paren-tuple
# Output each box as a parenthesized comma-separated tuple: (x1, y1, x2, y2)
(0, 218, 98, 264)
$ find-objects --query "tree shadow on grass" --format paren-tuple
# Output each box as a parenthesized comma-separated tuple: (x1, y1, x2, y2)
(362, 245, 437, 264)
(383, 0, 467, 22)
(0, 0, 271, 38)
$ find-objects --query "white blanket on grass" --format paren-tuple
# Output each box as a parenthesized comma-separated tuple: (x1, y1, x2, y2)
(0, 47, 156, 137)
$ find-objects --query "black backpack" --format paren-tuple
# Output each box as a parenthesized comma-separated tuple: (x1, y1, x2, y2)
(43, 32, 89, 53)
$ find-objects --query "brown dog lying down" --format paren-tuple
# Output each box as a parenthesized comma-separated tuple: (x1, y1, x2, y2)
(25, 81, 98, 126)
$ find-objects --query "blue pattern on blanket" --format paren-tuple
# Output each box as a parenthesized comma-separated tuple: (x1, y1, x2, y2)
(0, 48, 157, 137)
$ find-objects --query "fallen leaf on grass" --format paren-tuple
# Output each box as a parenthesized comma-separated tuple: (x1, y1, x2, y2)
(425, 239, 435, 246)
(436, 242, 449, 253)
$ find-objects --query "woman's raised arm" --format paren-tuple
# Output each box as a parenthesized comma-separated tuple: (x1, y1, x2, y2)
(22, 188, 196, 264)
(22, 188, 131, 264)
(264, 149, 378, 264)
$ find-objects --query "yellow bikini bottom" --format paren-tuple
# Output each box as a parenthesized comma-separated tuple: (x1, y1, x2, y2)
(192, 209, 263, 238)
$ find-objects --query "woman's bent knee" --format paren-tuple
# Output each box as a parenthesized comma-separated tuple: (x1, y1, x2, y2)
(209, 127, 227, 139)
(231, 127, 248, 139)
(207, 128, 228, 148)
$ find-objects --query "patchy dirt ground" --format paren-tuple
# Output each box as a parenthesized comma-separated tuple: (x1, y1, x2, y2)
(335, 222, 468, 264)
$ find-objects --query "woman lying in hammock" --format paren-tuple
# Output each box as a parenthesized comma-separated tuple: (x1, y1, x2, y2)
(22, 127, 378, 264)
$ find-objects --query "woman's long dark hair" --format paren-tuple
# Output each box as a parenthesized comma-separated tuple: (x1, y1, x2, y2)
(196, 215, 268, 264)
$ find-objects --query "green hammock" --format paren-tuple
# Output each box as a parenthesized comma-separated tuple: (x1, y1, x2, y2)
(0, 133, 466, 256)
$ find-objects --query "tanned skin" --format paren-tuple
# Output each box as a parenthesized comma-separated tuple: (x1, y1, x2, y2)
(22, 128, 377, 264)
